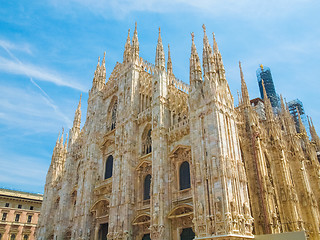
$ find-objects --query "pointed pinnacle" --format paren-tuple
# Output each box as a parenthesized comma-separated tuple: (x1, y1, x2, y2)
(202, 24, 207, 35)
(239, 61, 244, 81)
(155, 28, 165, 70)
(158, 27, 162, 43)
(239, 61, 250, 105)
(212, 32, 219, 53)
(296, 107, 307, 134)
(134, 22, 137, 35)
(203, 24, 211, 49)
(64, 133, 68, 148)
(167, 44, 173, 75)
(60, 127, 64, 146)
(191, 32, 197, 54)
(132, 22, 138, 42)
(262, 80, 273, 119)
(261, 79, 267, 100)
(77, 93, 82, 109)
(127, 29, 131, 39)
(308, 115, 312, 129)
(56, 131, 61, 145)
(310, 116, 315, 129)
(280, 94, 286, 112)
(102, 52, 106, 63)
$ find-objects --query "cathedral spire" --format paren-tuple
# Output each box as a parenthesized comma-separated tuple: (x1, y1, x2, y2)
(167, 44, 173, 76)
(202, 24, 214, 76)
(212, 32, 226, 81)
(123, 29, 132, 63)
(59, 128, 64, 148)
(100, 51, 106, 82)
(93, 56, 100, 82)
(297, 107, 307, 135)
(69, 94, 82, 144)
(73, 94, 82, 131)
(280, 94, 286, 112)
(309, 116, 320, 146)
(280, 95, 296, 135)
(239, 61, 250, 106)
(132, 22, 139, 61)
(190, 32, 202, 85)
(64, 133, 68, 152)
(212, 32, 220, 54)
(262, 80, 273, 120)
(155, 27, 165, 71)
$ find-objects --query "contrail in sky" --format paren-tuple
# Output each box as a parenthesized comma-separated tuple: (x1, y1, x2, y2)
(0, 43, 72, 128)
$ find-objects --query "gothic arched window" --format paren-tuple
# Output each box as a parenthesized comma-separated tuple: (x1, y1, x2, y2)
(142, 129, 152, 155)
(143, 174, 151, 200)
(105, 155, 113, 179)
(111, 100, 117, 130)
(179, 161, 191, 190)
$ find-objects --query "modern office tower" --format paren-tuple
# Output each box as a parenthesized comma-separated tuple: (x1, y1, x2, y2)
(288, 99, 310, 135)
(256, 65, 280, 110)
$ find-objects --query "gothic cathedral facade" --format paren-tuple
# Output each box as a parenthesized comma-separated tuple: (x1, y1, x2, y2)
(36, 24, 320, 240)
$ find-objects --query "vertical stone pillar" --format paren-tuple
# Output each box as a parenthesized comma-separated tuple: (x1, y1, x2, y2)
(150, 67, 170, 239)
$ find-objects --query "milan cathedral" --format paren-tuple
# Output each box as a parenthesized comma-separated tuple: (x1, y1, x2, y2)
(36, 24, 320, 240)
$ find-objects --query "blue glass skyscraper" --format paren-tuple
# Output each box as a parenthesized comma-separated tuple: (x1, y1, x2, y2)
(256, 65, 279, 109)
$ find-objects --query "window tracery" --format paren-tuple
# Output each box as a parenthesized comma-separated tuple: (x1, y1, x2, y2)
(142, 128, 152, 155)
(107, 97, 118, 132)
(111, 100, 117, 130)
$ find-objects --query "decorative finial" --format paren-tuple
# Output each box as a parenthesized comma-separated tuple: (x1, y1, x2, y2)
(260, 64, 264, 70)
(191, 32, 195, 42)
(98, 56, 100, 64)
(202, 24, 206, 33)
(159, 27, 161, 34)
(239, 61, 244, 79)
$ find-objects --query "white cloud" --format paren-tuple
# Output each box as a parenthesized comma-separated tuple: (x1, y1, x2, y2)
(0, 39, 32, 55)
(0, 56, 86, 91)
(0, 85, 72, 133)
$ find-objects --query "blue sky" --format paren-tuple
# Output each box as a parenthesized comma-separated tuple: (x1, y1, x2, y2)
(0, 0, 320, 194)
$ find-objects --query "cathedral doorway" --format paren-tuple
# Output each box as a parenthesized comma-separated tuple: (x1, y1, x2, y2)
(180, 228, 195, 240)
(142, 233, 151, 240)
(98, 223, 108, 240)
